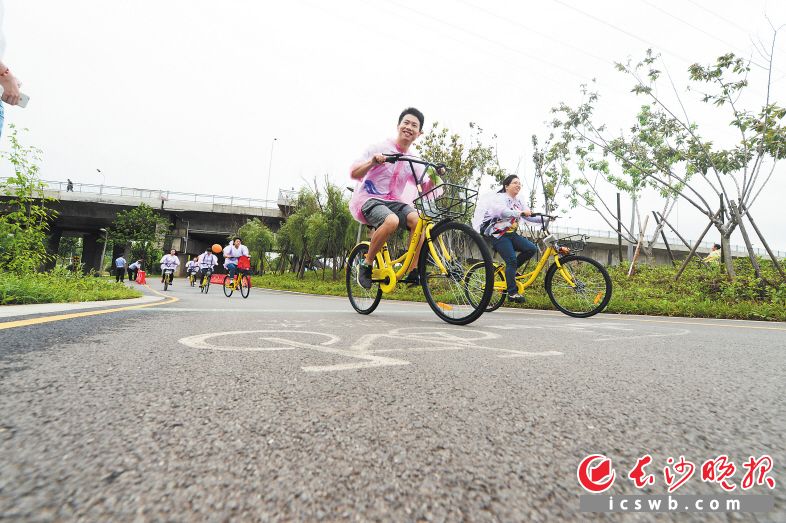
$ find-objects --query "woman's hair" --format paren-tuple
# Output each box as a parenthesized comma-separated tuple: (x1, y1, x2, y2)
(498, 174, 519, 193)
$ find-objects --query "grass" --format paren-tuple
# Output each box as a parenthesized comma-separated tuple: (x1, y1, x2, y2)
(252, 258, 786, 322)
(0, 270, 142, 305)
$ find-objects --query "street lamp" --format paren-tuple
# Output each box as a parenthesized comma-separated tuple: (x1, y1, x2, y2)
(99, 227, 109, 276)
(265, 138, 277, 205)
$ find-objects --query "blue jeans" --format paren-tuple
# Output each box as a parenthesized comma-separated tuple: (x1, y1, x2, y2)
(492, 232, 538, 294)
(226, 263, 238, 280)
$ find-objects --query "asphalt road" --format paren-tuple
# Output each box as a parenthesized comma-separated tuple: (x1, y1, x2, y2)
(1, 279, 784, 522)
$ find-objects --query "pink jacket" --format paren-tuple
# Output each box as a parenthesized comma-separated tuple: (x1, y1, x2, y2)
(349, 139, 436, 224)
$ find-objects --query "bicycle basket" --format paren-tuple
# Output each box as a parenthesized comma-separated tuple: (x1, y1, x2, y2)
(413, 183, 478, 220)
(558, 234, 587, 254)
(237, 255, 251, 270)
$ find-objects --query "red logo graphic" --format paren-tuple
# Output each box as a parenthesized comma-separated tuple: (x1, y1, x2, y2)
(741, 455, 776, 490)
(628, 454, 656, 488)
(577, 454, 616, 493)
(663, 455, 696, 493)
(701, 455, 737, 491)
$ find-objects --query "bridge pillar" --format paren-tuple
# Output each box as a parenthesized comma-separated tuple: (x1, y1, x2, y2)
(81, 232, 103, 275)
(42, 226, 63, 271)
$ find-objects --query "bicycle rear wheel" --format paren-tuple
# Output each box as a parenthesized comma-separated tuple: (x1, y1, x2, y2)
(240, 275, 250, 298)
(545, 255, 612, 317)
(465, 262, 507, 312)
(222, 275, 233, 297)
(346, 243, 382, 314)
(419, 221, 493, 325)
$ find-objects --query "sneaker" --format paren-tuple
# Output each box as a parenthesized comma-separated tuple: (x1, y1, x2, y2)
(508, 293, 526, 303)
(400, 271, 420, 287)
(357, 261, 373, 290)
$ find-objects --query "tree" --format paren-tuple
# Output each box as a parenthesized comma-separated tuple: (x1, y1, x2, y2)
(235, 218, 274, 273)
(415, 122, 507, 188)
(0, 125, 56, 274)
(107, 203, 170, 270)
(550, 36, 785, 279)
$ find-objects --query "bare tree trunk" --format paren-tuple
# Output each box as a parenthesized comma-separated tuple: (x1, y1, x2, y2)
(720, 235, 735, 278)
(729, 200, 761, 279)
(743, 206, 786, 280)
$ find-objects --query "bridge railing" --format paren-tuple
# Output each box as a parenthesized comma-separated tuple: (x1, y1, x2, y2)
(2, 177, 299, 210)
(544, 224, 784, 258)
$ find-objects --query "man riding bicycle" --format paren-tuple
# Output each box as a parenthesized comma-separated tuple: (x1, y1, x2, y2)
(197, 247, 218, 288)
(160, 249, 180, 285)
(349, 107, 438, 289)
(223, 237, 250, 282)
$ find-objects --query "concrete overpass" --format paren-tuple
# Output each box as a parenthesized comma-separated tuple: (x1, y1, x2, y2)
(2, 178, 297, 274)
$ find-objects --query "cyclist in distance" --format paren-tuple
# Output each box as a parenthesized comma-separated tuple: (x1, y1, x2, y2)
(223, 237, 249, 283)
(185, 256, 199, 281)
(197, 247, 218, 288)
(160, 249, 180, 285)
(349, 107, 438, 289)
(472, 175, 543, 303)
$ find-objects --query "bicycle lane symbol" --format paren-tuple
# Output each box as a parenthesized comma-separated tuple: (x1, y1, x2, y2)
(178, 330, 410, 373)
(178, 327, 563, 374)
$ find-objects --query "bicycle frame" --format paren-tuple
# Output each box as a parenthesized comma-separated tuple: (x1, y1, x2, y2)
(367, 216, 453, 293)
(491, 230, 578, 294)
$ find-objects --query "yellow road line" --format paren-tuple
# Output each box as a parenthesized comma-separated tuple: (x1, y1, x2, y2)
(0, 285, 178, 331)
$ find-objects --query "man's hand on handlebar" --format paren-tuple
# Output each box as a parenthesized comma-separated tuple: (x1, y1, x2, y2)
(372, 154, 387, 165)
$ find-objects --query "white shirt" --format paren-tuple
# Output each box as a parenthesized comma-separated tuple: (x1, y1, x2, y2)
(197, 252, 218, 269)
(160, 254, 180, 270)
(223, 244, 249, 265)
(128, 262, 141, 270)
(115, 256, 127, 268)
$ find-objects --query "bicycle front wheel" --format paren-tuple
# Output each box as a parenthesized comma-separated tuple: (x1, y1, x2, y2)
(419, 221, 494, 325)
(222, 275, 233, 297)
(545, 255, 612, 318)
(465, 262, 507, 312)
(346, 243, 382, 314)
(240, 275, 250, 298)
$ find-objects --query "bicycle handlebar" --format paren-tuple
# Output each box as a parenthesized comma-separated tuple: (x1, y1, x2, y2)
(383, 154, 448, 187)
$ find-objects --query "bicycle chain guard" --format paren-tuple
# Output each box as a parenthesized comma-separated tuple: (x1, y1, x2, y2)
(373, 266, 397, 293)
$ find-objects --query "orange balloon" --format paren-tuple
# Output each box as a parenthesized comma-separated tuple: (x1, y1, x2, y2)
(212, 244, 222, 254)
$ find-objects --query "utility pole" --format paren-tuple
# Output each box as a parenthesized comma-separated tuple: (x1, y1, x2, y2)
(265, 138, 278, 205)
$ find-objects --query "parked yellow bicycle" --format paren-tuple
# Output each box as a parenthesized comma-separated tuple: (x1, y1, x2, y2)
(346, 154, 495, 325)
(465, 215, 612, 317)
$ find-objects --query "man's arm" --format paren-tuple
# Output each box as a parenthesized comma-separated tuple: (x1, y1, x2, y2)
(350, 154, 387, 180)
(0, 60, 21, 106)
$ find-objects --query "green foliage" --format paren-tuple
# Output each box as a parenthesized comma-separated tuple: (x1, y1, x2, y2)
(254, 258, 786, 321)
(235, 218, 274, 273)
(0, 267, 141, 304)
(277, 179, 355, 279)
(0, 125, 56, 274)
(415, 122, 506, 188)
(107, 203, 170, 268)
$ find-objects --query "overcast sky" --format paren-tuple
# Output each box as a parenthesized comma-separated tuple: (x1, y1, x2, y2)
(3, 0, 785, 251)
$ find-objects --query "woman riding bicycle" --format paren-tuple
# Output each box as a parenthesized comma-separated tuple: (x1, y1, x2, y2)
(472, 175, 543, 303)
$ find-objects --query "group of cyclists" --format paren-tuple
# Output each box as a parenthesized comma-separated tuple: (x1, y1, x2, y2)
(154, 107, 563, 308)
(157, 237, 250, 291)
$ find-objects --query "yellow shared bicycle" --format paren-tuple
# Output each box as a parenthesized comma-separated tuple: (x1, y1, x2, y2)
(465, 215, 612, 317)
(346, 154, 495, 325)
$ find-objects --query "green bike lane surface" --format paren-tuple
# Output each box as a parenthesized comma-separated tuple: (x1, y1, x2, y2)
(1, 280, 784, 521)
